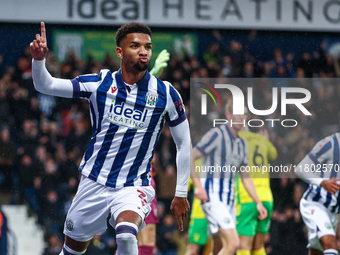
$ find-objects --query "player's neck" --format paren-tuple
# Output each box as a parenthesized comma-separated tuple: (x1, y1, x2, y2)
(229, 126, 238, 138)
(120, 64, 146, 85)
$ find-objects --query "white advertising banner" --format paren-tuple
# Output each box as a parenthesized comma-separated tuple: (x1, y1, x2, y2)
(1, 0, 340, 31)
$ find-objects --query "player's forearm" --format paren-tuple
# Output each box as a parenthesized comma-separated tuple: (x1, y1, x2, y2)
(191, 171, 204, 190)
(190, 148, 204, 188)
(241, 178, 261, 205)
(32, 58, 73, 98)
(295, 155, 323, 186)
(190, 167, 202, 188)
(170, 119, 191, 198)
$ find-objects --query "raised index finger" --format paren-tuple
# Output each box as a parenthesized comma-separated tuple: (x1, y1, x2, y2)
(177, 215, 184, 231)
(41, 22, 46, 39)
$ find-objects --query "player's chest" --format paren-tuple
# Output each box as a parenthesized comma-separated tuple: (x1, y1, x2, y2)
(97, 85, 166, 130)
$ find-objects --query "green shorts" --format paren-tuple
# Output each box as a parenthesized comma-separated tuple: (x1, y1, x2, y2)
(188, 218, 209, 246)
(236, 201, 273, 237)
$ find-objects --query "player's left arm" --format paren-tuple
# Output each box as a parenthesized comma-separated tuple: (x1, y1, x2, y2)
(165, 82, 191, 231)
(169, 119, 191, 231)
(239, 172, 267, 219)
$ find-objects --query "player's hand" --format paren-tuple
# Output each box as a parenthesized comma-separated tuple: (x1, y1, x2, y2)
(150, 49, 170, 77)
(256, 202, 267, 220)
(30, 22, 49, 60)
(170, 196, 190, 231)
(320, 178, 340, 194)
(194, 186, 209, 204)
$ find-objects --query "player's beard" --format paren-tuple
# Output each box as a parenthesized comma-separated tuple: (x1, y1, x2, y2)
(133, 61, 149, 72)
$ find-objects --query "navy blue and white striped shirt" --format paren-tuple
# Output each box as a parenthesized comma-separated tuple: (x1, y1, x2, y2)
(70, 69, 186, 188)
(301, 132, 340, 212)
(195, 125, 248, 205)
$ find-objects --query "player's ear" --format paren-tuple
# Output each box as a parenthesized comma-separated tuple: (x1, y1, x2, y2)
(225, 112, 230, 119)
(116, 47, 123, 59)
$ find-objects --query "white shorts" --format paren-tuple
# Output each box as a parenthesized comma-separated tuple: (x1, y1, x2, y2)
(63, 176, 155, 242)
(201, 194, 236, 235)
(300, 198, 338, 251)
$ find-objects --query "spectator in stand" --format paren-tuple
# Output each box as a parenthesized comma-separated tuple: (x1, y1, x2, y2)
(0, 127, 15, 191)
(17, 119, 39, 156)
(0, 89, 10, 127)
(58, 149, 81, 200)
(17, 154, 36, 202)
(27, 97, 42, 121)
(203, 43, 220, 65)
(0, 55, 4, 79)
(42, 189, 63, 235)
(157, 214, 178, 255)
(298, 52, 314, 78)
(43, 234, 63, 255)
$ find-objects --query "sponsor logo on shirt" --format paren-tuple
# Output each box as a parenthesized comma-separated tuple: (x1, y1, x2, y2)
(107, 102, 148, 129)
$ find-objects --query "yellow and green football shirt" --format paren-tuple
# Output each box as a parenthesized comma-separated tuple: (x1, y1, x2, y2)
(235, 131, 277, 204)
(188, 158, 208, 245)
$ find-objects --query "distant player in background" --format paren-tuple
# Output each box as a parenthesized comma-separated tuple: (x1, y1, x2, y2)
(185, 192, 209, 255)
(191, 101, 267, 255)
(236, 128, 277, 255)
(185, 159, 210, 255)
(296, 132, 340, 255)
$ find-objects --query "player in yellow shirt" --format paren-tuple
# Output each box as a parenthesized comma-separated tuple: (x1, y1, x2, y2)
(236, 129, 277, 255)
(186, 158, 215, 255)
(185, 179, 210, 255)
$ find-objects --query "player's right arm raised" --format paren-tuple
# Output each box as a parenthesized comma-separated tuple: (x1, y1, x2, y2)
(30, 22, 49, 60)
(30, 22, 74, 98)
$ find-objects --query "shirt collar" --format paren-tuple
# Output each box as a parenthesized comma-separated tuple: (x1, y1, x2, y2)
(116, 69, 150, 90)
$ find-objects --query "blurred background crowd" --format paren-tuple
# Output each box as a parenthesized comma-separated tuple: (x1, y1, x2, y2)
(0, 27, 340, 255)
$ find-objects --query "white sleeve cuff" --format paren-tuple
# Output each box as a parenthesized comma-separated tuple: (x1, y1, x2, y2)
(175, 189, 187, 198)
(169, 119, 191, 198)
(32, 58, 46, 65)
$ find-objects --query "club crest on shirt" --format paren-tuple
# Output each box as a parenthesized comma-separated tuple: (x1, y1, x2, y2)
(66, 218, 74, 231)
(146, 92, 158, 106)
(325, 222, 331, 229)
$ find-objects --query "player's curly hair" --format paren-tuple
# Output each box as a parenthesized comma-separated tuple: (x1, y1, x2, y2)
(115, 22, 152, 47)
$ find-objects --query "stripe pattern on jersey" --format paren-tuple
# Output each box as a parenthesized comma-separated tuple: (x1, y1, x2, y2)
(195, 125, 248, 205)
(75, 69, 186, 188)
(303, 132, 340, 212)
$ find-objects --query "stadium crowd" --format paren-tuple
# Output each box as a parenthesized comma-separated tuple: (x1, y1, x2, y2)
(0, 28, 340, 255)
